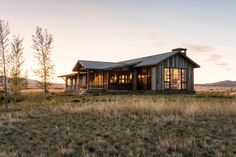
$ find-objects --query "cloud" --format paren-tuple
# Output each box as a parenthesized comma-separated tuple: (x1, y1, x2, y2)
(206, 54, 230, 71)
(216, 62, 229, 68)
(183, 43, 230, 71)
(183, 43, 213, 54)
(207, 54, 221, 61)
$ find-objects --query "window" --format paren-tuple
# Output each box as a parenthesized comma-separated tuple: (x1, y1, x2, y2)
(181, 69, 187, 89)
(119, 74, 128, 84)
(164, 68, 187, 90)
(164, 68, 170, 89)
(137, 67, 151, 90)
(109, 71, 133, 90)
(170, 68, 181, 89)
(128, 72, 132, 83)
(109, 72, 117, 83)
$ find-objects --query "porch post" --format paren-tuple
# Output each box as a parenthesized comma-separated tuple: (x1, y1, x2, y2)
(74, 77, 77, 91)
(107, 71, 109, 89)
(70, 78, 73, 91)
(77, 72, 80, 92)
(86, 69, 90, 90)
(133, 69, 137, 90)
(65, 77, 68, 91)
(103, 71, 104, 89)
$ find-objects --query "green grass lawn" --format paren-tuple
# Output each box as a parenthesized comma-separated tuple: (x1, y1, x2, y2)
(0, 93, 236, 157)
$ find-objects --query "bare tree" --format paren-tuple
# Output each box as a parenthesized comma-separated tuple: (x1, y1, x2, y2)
(0, 20, 10, 110)
(9, 36, 26, 99)
(32, 27, 54, 96)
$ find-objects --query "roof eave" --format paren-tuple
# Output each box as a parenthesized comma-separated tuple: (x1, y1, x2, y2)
(178, 52, 201, 68)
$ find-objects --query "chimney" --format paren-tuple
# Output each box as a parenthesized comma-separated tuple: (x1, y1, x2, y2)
(172, 48, 187, 55)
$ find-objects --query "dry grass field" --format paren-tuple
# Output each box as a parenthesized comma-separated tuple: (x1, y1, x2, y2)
(195, 85, 236, 96)
(0, 91, 236, 157)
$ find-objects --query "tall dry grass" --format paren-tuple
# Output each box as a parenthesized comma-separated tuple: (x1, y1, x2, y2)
(1, 94, 235, 125)
(45, 95, 236, 118)
(0, 94, 235, 156)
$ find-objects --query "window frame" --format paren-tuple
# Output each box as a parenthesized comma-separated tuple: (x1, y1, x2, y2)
(181, 69, 187, 90)
(164, 68, 170, 89)
(164, 68, 187, 90)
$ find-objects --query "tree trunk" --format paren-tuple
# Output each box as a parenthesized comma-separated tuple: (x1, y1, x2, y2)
(2, 51, 8, 110)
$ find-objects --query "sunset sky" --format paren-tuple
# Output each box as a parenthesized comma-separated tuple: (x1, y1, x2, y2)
(1, 0, 236, 83)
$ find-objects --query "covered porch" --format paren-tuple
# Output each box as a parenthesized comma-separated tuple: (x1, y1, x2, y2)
(59, 68, 142, 92)
(59, 60, 155, 92)
(58, 73, 80, 92)
(58, 70, 110, 92)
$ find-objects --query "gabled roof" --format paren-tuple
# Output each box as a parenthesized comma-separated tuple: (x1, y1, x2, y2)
(72, 49, 200, 71)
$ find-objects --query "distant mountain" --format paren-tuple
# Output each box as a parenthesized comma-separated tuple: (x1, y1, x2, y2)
(27, 79, 64, 89)
(1, 76, 63, 89)
(200, 80, 236, 87)
(27, 79, 40, 86)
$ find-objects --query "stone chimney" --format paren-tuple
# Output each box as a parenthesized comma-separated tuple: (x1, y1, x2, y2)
(172, 48, 187, 55)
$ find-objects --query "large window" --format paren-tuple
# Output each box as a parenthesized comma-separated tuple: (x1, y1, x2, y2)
(109, 72, 117, 83)
(164, 68, 187, 90)
(137, 67, 151, 90)
(109, 71, 133, 90)
(119, 74, 128, 84)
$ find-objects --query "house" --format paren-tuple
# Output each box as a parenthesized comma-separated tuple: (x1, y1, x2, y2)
(59, 48, 200, 93)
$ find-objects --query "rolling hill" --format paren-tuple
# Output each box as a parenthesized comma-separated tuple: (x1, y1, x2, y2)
(201, 80, 236, 87)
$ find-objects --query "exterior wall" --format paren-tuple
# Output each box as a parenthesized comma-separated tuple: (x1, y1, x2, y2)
(103, 71, 109, 89)
(155, 53, 195, 91)
(80, 74, 87, 88)
(151, 66, 157, 90)
(133, 69, 137, 90)
(91, 71, 104, 88)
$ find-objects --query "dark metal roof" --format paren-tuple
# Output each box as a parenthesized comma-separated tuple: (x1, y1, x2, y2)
(104, 61, 142, 70)
(72, 50, 200, 71)
(119, 51, 199, 68)
(120, 51, 178, 67)
(77, 60, 123, 70)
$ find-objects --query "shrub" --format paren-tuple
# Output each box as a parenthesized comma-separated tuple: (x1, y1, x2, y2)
(0, 94, 25, 103)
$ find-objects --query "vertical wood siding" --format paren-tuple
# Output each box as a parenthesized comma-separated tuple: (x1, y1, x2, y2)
(151, 67, 157, 90)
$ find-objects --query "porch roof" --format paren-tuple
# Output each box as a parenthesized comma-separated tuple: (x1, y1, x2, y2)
(73, 60, 123, 71)
(58, 73, 79, 78)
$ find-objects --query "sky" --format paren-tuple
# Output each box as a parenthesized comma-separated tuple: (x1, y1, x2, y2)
(0, 0, 236, 83)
